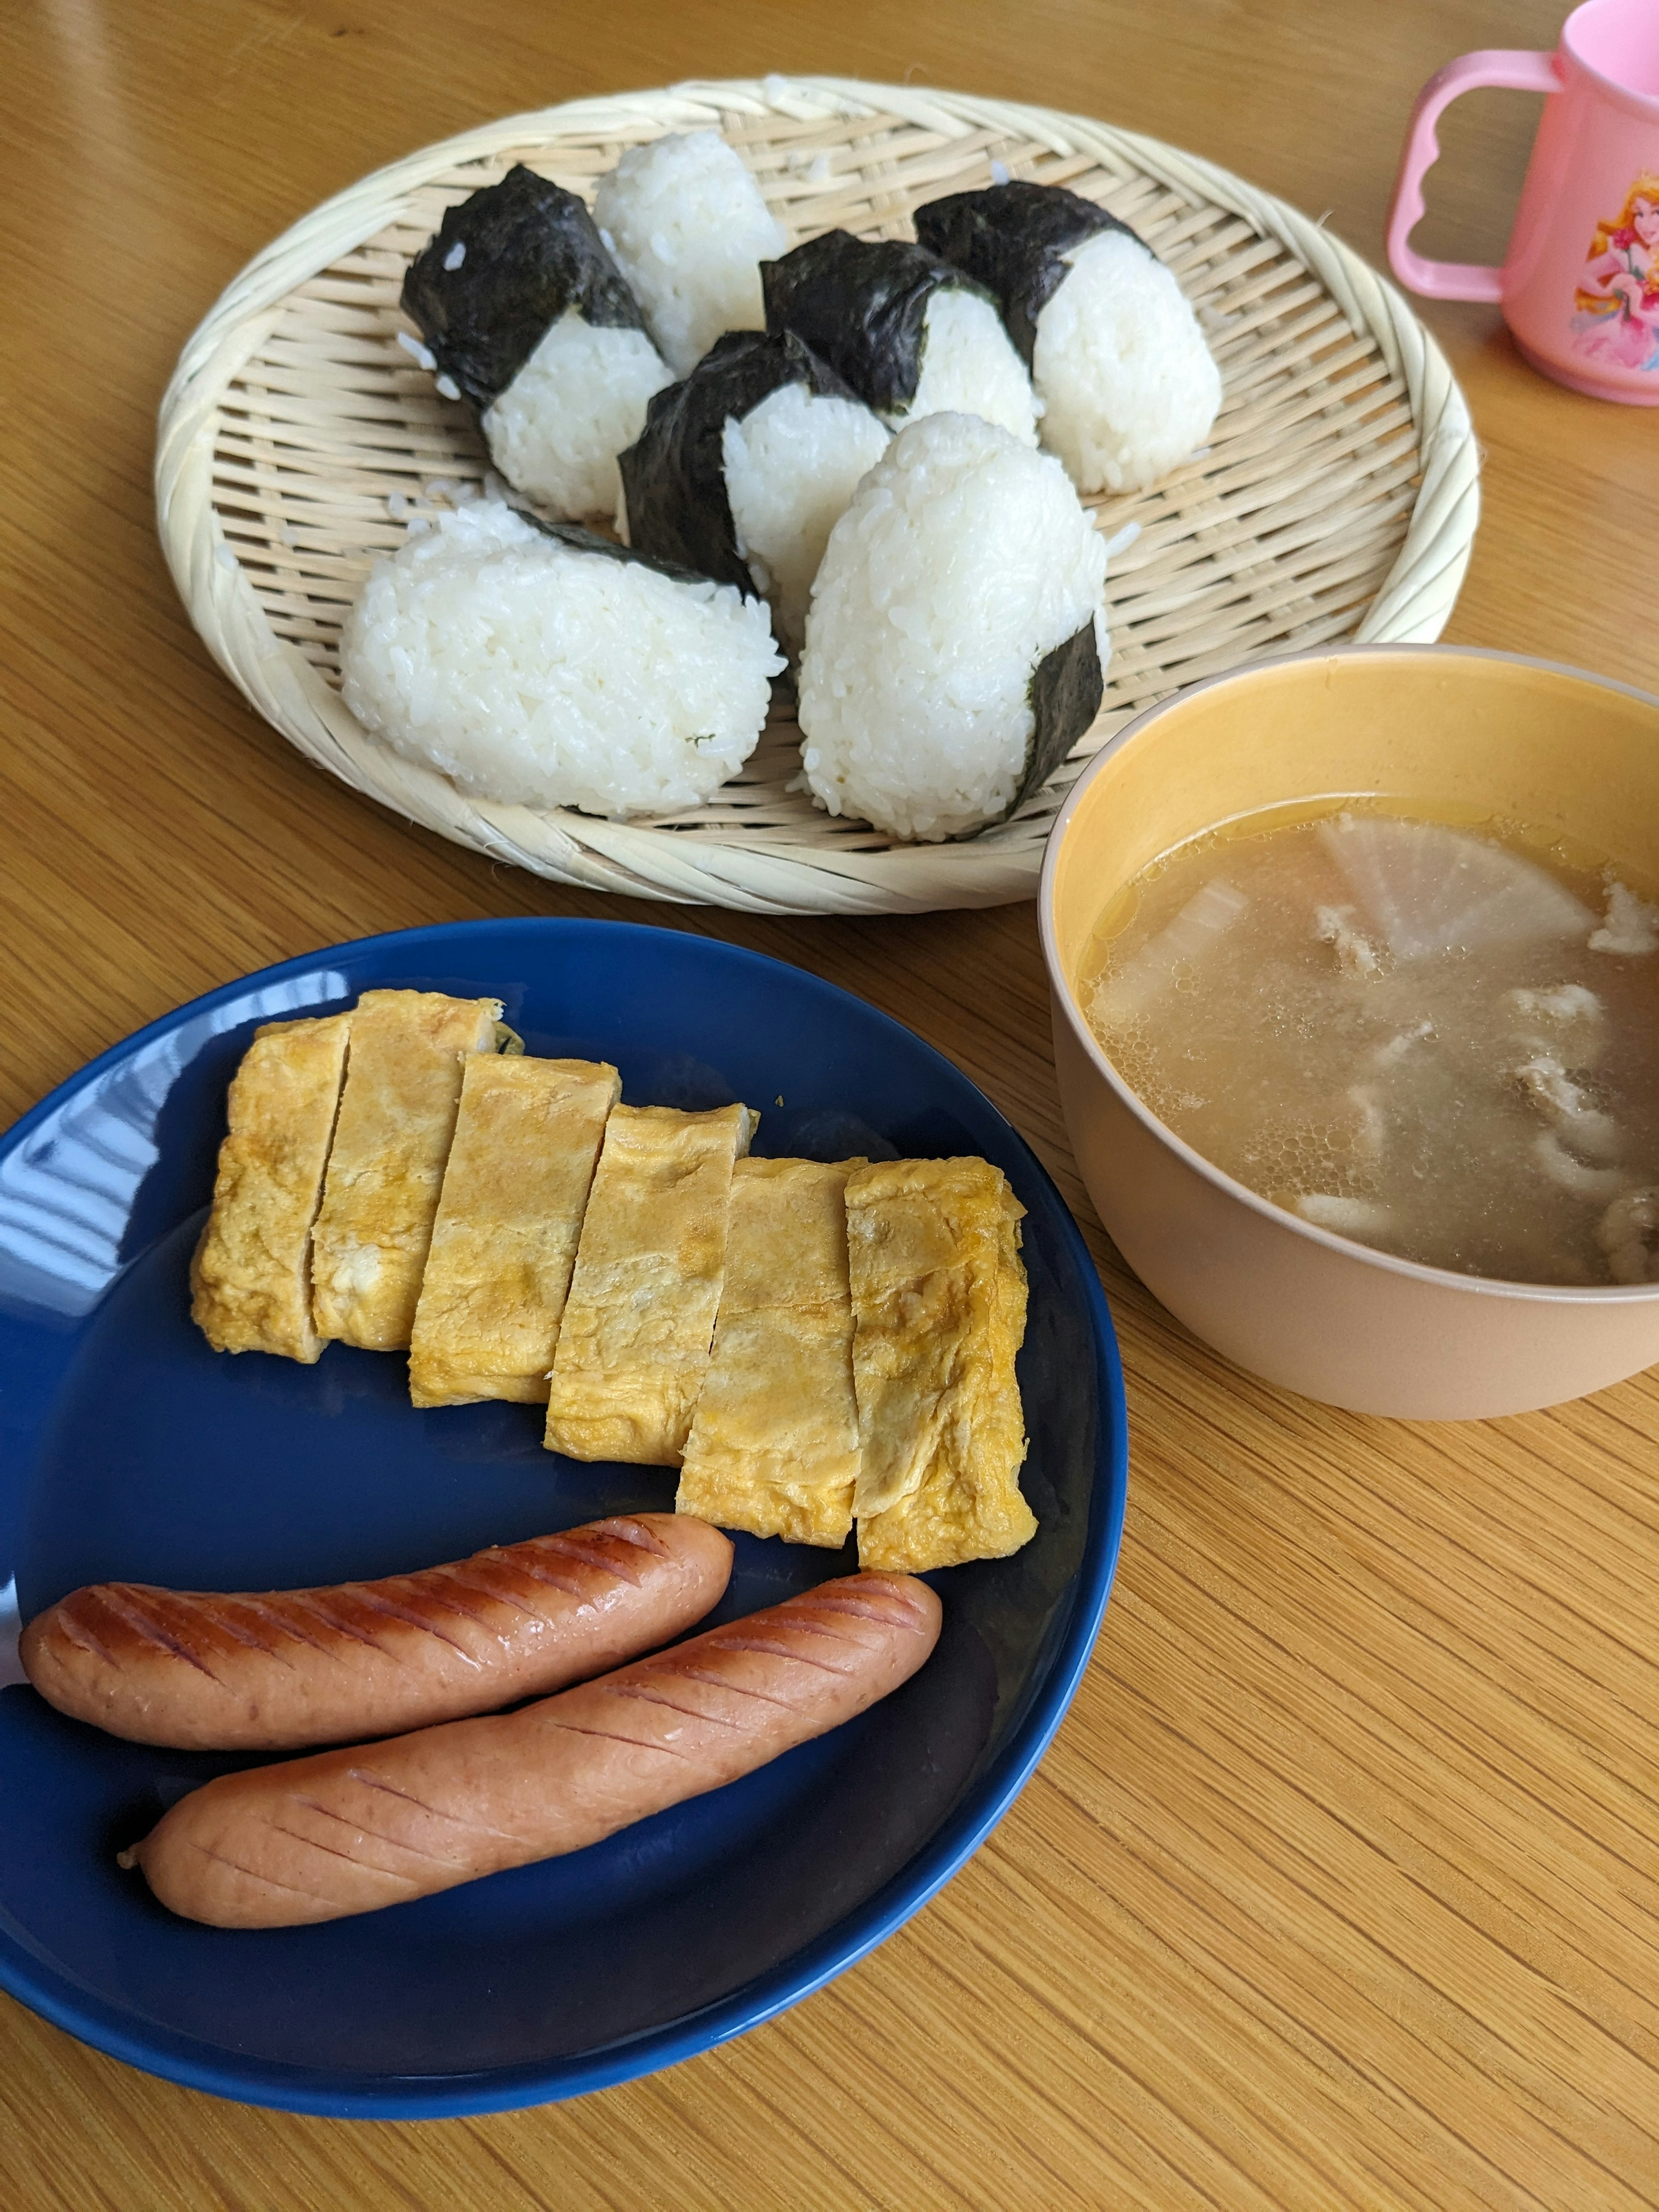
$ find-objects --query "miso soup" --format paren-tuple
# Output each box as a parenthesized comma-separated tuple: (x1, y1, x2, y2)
(1080, 805, 1659, 1286)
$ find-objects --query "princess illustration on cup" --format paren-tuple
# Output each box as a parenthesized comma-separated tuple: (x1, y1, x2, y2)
(1571, 175, 1659, 371)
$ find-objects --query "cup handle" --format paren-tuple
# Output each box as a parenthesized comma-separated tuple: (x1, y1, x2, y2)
(1386, 48, 1562, 301)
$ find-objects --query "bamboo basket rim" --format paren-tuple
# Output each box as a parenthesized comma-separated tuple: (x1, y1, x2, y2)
(156, 75, 1480, 916)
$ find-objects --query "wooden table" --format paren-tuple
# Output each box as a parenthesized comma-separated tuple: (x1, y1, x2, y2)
(4, 2, 1657, 2204)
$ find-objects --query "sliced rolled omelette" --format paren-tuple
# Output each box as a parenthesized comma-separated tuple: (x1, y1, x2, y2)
(190, 1012, 352, 1362)
(546, 1102, 755, 1465)
(310, 989, 504, 1351)
(408, 1054, 621, 1406)
(847, 1157, 1036, 1573)
(676, 1157, 862, 1546)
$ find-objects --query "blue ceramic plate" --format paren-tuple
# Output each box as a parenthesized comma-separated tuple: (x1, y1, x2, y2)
(0, 920, 1126, 2117)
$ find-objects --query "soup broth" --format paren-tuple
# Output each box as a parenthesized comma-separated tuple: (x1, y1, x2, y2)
(1080, 805, 1659, 1286)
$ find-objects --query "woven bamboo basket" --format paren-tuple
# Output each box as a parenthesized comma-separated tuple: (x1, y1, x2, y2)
(158, 76, 1480, 915)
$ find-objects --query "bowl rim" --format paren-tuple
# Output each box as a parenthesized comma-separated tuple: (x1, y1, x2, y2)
(0, 914, 1131, 2117)
(1038, 640, 1659, 1308)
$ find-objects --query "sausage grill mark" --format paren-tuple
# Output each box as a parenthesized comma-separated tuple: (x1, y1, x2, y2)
(92, 1589, 225, 1684)
(492, 1560, 593, 1601)
(232, 1597, 334, 1658)
(660, 1661, 803, 1713)
(329, 1586, 482, 1660)
(347, 1770, 528, 1846)
(289, 1795, 426, 1853)
(376, 1583, 506, 1637)
(189, 1843, 343, 1913)
(611, 1683, 747, 1730)
(706, 1633, 857, 1679)
(199, 1605, 291, 1660)
(281, 1592, 398, 1656)
(423, 1565, 542, 1619)
(548, 1716, 696, 1758)
(269, 1821, 427, 1881)
(51, 1608, 118, 1669)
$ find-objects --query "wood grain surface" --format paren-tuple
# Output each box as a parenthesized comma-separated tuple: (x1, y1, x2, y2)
(3, 2, 1657, 2206)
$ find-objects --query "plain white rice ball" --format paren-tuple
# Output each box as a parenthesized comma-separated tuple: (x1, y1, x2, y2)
(594, 132, 786, 376)
(341, 499, 782, 818)
(482, 310, 673, 522)
(722, 382, 890, 655)
(1034, 230, 1222, 493)
(797, 412, 1108, 842)
(902, 288, 1041, 446)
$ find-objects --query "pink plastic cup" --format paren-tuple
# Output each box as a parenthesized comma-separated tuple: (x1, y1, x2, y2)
(1388, 0, 1659, 403)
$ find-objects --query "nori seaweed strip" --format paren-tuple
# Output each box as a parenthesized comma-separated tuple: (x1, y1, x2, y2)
(990, 618, 1103, 829)
(401, 164, 648, 411)
(760, 231, 998, 418)
(511, 509, 711, 589)
(914, 184, 1141, 370)
(618, 330, 867, 594)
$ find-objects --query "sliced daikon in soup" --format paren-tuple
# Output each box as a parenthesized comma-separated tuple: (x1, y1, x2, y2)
(1089, 879, 1247, 1022)
(1317, 816, 1595, 960)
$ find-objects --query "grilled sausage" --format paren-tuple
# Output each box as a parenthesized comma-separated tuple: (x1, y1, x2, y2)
(122, 1571, 942, 1926)
(22, 1514, 732, 1751)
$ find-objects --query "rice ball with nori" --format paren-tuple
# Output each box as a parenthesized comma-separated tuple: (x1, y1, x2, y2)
(763, 232, 1039, 446)
(340, 499, 783, 819)
(914, 182, 1221, 494)
(593, 132, 787, 377)
(796, 412, 1108, 843)
(402, 164, 671, 523)
(619, 330, 890, 655)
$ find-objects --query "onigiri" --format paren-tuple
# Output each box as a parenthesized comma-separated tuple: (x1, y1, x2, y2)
(401, 164, 671, 523)
(593, 132, 787, 376)
(340, 499, 783, 819)
(796, 412, 1108, 842)
(915, 182, 1221, 493)
(619, 329, 890, 655)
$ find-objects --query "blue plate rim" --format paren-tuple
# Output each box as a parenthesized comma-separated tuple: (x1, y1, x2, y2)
(0, 916, 1128, 2117)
